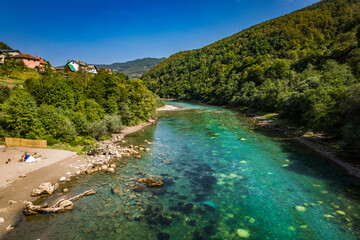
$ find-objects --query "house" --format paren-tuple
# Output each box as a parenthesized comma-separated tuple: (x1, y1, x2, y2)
(0, 49, 21, 57)
(0, 52, 4, 65)
(101, 68, 112, 73)
(10, 53, 41, 68)
(87, 65, 98, 74)
(64, 60, 98, 74)
(0, 49, 21, 65)
(40, 59, 49, 67)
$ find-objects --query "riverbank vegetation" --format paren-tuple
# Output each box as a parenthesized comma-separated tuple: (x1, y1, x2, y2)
(0, 69, 159, 150)
(142, 0, 360, 151)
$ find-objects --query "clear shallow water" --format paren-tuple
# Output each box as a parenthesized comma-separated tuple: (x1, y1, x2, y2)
(3, 102, 360, 240)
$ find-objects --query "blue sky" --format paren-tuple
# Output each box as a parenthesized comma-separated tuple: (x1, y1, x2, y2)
(1, 0, 320, 66)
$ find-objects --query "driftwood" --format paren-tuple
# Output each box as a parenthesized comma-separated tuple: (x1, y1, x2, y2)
(24, 190, 96, 215)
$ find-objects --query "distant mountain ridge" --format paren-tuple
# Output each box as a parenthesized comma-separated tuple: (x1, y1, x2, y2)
(97, 57, 166, 79)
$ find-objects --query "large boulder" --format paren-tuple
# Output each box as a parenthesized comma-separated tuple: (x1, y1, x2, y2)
(31, 182, 55, 197)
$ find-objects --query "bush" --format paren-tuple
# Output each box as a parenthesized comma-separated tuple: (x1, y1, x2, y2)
(76, 99, 105, 122)
(88, 120, 108, 140)
(118, 102, 136, 125)
(0, 86, 11, 104)
(70, 112, 89, 135)
(3, 89, 39, 137)
(104, 114, 123, 133)
(37, 104, 77, 143)
(155, 95, 165, 108)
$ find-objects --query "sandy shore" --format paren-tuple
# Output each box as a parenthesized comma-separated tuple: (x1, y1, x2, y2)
(0, 120, 156, 237)
(0, 148, 78, 189)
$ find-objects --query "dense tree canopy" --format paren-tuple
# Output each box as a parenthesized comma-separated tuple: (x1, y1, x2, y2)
(0, 42, 12, 50)
(0, 71, 159, 146)
(142, 0, 360, 149)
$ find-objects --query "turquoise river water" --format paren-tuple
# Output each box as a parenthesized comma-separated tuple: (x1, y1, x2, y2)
(2, 102, 360, 240)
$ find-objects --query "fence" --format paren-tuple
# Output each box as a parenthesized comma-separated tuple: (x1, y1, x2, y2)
(5, 138, 47, 148)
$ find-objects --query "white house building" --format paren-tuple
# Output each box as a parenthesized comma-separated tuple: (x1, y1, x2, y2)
(65, 60, 98, 74)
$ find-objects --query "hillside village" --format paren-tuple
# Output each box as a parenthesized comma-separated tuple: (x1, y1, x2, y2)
(0, 49, 108, 74)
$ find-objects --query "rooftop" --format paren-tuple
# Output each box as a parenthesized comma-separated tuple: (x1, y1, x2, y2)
(10, 53, 40, 60)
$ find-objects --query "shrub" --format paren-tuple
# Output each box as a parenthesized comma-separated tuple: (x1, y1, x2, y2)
(76, 99, 105, 122)
(3, 89, 39, 137)
(0, 86, 11, 104)
(104, 114, 123, 133)
(118, 102, 136, 125)
(70, 111, 89, 135)
(88, 120, 108, 140)
(37, 104, 77, 143)
(155, 95, 165, 108)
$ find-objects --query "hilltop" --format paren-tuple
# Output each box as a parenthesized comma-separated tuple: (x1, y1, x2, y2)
(142, 0, 360, 149)
(97, 57, 166, 79)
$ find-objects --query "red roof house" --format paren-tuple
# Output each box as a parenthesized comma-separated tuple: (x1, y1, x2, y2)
(10, 53, 41, 69)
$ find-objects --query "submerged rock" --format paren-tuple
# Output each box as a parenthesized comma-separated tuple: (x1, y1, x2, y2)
(236, 229, 250, 238)
(111, 187, 122, 195)
(181, 203, 194, 214)
(138, 178, 164, 187)
(203, 225, 216, 235)
(336, 210, 346, 215)
(133, 184, 147, 192)
(295, 206, 306, 212)
(158, 215, 172, 226)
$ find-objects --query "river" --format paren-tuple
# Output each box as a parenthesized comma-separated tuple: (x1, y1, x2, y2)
(3, 102, 360, 240)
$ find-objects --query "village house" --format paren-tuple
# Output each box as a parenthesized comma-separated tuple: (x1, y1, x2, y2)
(0, 50, 21, 65)
(40, 59, 49, 67)
(0, 49, 21, 57)
(64, 60, 98, 74)
(0, 52, 4, 65)
(9, 53, 42, 68)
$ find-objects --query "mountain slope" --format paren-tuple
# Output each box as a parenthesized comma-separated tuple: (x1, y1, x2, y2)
(0, 42, 12, 50)
(97, 57, 165, 79)
(142, 0, 360, 149)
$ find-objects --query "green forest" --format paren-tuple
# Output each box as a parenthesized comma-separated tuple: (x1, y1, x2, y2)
(142, 0, 360, 150)
(0, 67, 161, 150)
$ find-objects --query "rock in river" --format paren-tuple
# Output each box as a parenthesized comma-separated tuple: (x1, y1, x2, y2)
(137, 177, 164, 187)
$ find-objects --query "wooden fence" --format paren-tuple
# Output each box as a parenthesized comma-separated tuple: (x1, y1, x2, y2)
(5, 138, 47, 148)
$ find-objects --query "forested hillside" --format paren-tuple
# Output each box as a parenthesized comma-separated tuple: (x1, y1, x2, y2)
(0, 42, 12, 50)
(97, 57, 166, 79)
(142, 0, 360, 149)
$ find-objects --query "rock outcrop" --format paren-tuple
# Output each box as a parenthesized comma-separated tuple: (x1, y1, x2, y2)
(31, 182, 55, 197)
